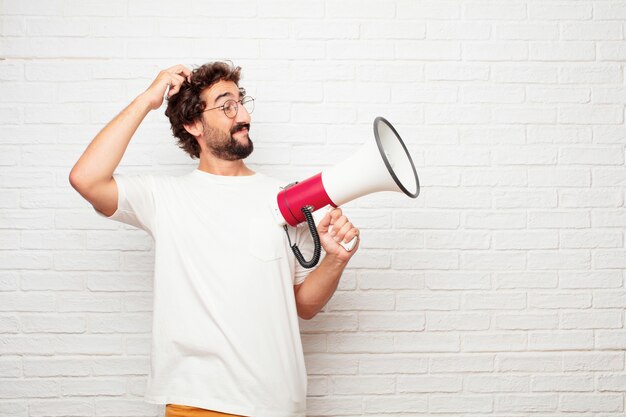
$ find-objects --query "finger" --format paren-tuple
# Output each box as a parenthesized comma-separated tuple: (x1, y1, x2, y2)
(166, 74, 186, 97)
(316, 211, 332, 234)
(329, 208, 342, 223)
(335, 221, 353, 241)
(168, 84, 181, 98)
(342, 227, 359, 244)
(330, 216, 348, 236)
(167, 64, 191, 77)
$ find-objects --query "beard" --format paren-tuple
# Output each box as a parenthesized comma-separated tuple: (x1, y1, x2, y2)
(202, 122, 254, 161)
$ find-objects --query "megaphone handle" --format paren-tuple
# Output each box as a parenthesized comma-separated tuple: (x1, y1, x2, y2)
(339, 236, 358, 252)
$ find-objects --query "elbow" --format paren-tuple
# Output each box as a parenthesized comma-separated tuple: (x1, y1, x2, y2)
(297, 306, 318, 321)
(68, 168, 82, 191)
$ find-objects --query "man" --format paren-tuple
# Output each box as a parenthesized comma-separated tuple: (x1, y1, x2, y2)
(69, 62, 360, 417)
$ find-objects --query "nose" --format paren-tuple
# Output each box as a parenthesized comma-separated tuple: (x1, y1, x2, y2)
(235, 102, 251, 124)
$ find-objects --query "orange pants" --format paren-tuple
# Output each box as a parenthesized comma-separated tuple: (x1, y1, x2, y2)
(165, 404, 246, 417)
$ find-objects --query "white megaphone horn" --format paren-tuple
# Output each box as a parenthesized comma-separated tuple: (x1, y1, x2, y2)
(272, 117, 420, 268)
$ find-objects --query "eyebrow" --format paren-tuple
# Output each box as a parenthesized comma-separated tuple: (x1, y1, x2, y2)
(213, 90, 244, 105)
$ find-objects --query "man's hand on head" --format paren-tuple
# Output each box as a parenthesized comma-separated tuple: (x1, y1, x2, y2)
(141, 64, 192, 110)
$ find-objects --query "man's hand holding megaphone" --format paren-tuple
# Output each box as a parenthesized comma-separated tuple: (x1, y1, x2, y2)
(317, 207, 360, 262)
(273, 117, 419, 269)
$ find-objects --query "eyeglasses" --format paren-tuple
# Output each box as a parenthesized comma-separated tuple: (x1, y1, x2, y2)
(203, 96, 255, 119)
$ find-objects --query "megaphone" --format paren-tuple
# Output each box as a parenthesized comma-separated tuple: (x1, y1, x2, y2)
(271, 117, 420, 269)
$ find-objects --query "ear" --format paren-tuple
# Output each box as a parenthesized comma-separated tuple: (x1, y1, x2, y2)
(183, 119, 203, 137)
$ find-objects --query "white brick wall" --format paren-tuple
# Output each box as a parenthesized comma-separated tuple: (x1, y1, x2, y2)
(1, 0, 625, 416)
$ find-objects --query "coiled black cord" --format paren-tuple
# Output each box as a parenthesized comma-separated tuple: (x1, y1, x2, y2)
(284, 206, 321, 269)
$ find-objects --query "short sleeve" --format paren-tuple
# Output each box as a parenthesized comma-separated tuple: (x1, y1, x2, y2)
(95, 174, 156, 235)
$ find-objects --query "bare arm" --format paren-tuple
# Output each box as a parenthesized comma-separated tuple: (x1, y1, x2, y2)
(69, 64, 191, 216)
(293, 208, 360, 320)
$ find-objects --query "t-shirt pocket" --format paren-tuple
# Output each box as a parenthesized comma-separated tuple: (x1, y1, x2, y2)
(248, 215, 284, 262)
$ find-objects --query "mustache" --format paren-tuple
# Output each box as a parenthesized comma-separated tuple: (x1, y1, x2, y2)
(230, 123, 250, 135)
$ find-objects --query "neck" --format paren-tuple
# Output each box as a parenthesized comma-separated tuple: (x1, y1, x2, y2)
(197, 156, 255, 177)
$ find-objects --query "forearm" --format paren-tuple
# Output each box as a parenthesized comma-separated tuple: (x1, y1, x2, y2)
(295, 254, 348, 320)
(70, 93, 152, 188)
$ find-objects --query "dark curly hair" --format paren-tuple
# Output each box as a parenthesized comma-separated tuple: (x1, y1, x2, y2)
(165, 61, 242, 159)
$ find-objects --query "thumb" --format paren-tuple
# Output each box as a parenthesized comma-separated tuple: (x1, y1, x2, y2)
(316, 210, 332, 234)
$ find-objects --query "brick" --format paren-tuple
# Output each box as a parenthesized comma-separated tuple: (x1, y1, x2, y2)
(20, 315, 86, 333)
(530, 42, 595, 62)
(466, 375, 529, 393)
(595, 2, 626, 20)
(561, 230, 622, 249)
(397, 1, 461, 19)
(559, 105, 624, 125)
(464, 42, 529, 61)
(328, 334, 393, 353)
(397, 375, 461, 393)
(527, 87, 590, 104)
(493, 190, 557, 209)
(364, 395, 428, 413)
(493, 231, 558, 250)
(528, 211, 590, 229)
(528, 292, 591, 309)
(396, 292, 461, 311)
(461, 168, 527, 187)
(597, 374, 626, 392)
(359, 355, 427, 375)
(426, 63, 490, 81)
(594, 251, 626, 269)
(528, 2, 591, 20)
(494, 272, 558, 289)
(496, 313, 558, 330)
(306, 397, 362, 416)
(89, 313, 151, 333)
(496, 23, 558, 40)
(532, 375, 593, 392)
(559, 271, 622, 289)
(563, 352, 624, 371)
(461, 85, 524, 103)
(528, 331, 593, 351)
(426, 312, 490, 331)
(430, 354, 494, 373)
(331, 376, 395, 395)
(393, 250, 459, 270)
(396, 40, 461, 60)
(464, 2, 526, 20)
(528, 251, 590, 270)
(361, 20, 425, 39)
(430, 395, 493, 413)
(427, 21, 491, 40)
(596, 330, 626, 350)
(528, 168, 590, 187)
(427, 189, 492, 208)
(560, 394, 624, 412)
(560, 65, 623, 84)
(424, 231, 490, 249)
(359, 313, 425, 332)
(496, 353, 562, 372)
(594, 291, 626, 308)
(94, 399, 160, 417)
(495, 394, 558, 412)
(461, 251, 526, 271)
(463, 333, 527, 352)
(426, 272, 491, 290)
(465, 211, 526, 229)
(492, 64, 558, 83)
(528, 126, 592, 144)
(561, 311, 623, 330)
(395, 333, 460, 353)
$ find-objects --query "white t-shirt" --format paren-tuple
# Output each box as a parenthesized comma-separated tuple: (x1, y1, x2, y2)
(99, 169, 315, 417)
